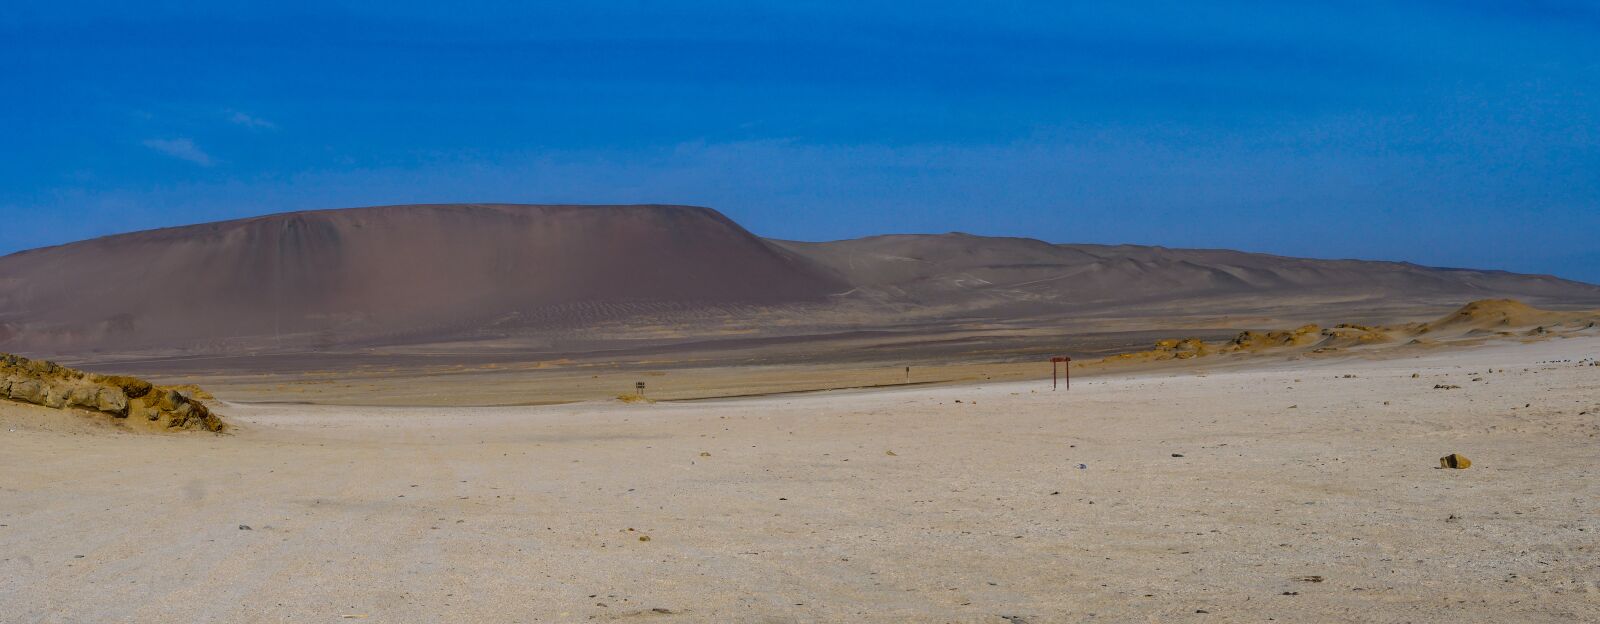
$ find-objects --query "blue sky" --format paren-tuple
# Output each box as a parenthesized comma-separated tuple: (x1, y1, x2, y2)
(3, 1, 1598, 282)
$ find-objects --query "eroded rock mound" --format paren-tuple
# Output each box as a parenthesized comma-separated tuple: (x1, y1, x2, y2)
(0, 353, 224, 432)
(1088, 299, 1599, 368)
(1229, 325, 1322, 350)
(1108, 337, 1212, 362)
(1418, 299, 1596, 335)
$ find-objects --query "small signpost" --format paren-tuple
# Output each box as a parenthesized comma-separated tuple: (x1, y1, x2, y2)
(635, 381, 646, 397)
(1051, 356, 1071, 390)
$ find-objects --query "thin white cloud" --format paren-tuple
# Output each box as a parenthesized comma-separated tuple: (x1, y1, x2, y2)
(142, 138, 215, 167)
(227, 110, 276, 129)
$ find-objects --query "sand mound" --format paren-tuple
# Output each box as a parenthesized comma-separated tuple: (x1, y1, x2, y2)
(1111, 322, 1389, 364)
(1313, 324, 1396, 349)
(1086, 299, 1600, 369)
(1418, 299, 1597, 335)
(0, 353, 224, 432)
(1228, 324, 1322, 351)
(1106, 337, 1212, 363)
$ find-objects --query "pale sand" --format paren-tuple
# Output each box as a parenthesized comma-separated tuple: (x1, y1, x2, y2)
(2, 337, 1598, 622)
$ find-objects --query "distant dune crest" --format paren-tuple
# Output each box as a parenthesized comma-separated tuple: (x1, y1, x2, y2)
(1, 204, 1597, 356)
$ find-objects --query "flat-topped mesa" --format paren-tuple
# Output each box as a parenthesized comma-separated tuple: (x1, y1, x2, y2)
(0, 353, 224, 432)
(0, 204, 848, 354)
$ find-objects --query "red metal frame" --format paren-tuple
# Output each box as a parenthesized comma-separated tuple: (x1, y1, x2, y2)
(1051, 356, 1071, 390)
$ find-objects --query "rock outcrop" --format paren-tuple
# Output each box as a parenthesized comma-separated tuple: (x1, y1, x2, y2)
(1228, 325, 1322, 350)
(0, 353, 224, 432)
(1088, 300, 1598, 368)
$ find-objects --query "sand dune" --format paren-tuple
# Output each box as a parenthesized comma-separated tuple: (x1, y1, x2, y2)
(0, 205, 844, 353)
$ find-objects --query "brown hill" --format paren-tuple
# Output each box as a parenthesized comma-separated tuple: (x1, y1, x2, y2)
(773, 234, 1600, 317)
(2, 207, 1599, 358)
(0, 204, 847, 353)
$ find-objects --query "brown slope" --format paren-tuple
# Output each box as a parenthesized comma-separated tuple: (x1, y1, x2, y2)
(0, 204, 848, 354)
(1416, 299, 1600, 337)
(772, 233, 1600, 317)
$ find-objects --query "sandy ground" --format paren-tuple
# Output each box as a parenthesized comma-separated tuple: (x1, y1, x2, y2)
(2, 337, 1598, 623)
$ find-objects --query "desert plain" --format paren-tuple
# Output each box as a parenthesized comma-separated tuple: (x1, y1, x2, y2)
(3, 205, 1600, 622)
(3, 332, 1597, 623)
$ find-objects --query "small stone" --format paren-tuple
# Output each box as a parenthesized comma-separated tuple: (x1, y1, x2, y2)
(638, 535, 651, 542)
(1171, 453, 1184, 458)
(238, 524, 252, 530)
